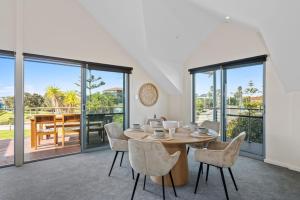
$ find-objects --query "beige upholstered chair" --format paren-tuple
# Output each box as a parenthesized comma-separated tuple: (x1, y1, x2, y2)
(187, 120, 220, 154)
(193, 132, 246, 200)
(128, 139, 180, 200)
(104, 123, 134, 179)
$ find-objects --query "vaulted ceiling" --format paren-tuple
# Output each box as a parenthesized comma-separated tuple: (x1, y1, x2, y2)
(78, 0, 300, 94)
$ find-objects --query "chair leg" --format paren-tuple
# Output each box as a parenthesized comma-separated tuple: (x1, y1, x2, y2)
(143, 175, 146, 190)
(108, 151, 119, 176)
(35, 135, 38, 150)
(228, 168, 238, 191)
(131, 173, 140, 200)
(120, 152, 124, 167)
(131, 168, 135, 180)
(206, 164, 210, 182)
(187, 146, 190, 155)
(169, 171, 177, 197)
(62, 132, 65, 147)
(162, 176, 165, 200)
(194, 162, 203, 194)
(220, 168, 229, 200)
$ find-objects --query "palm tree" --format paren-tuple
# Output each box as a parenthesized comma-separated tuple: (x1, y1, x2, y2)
(45, 86, 63, 113)
(64, 91, 80, 113)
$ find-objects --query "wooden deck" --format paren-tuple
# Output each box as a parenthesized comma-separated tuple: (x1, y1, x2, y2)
(0, 134, 81, 166)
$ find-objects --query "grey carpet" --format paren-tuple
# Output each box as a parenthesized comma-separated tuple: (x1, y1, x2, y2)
(0, 149, 299, 200)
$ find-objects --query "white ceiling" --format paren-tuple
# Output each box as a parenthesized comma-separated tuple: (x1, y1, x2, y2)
(78, 0, 300, 94)
(190, 0, 300, 93)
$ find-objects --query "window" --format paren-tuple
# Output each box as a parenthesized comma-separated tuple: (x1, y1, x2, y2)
(190, 55, 266, 159)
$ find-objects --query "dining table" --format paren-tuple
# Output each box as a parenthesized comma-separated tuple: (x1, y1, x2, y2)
(124, 128, 217, 186)
(30, 114, 81, 149)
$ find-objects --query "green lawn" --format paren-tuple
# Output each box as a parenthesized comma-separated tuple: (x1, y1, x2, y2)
(0, 129, 30, 140)
(0, 111, 14, 125)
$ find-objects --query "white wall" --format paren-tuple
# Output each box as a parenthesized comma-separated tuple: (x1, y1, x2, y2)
(0, 0, 169, 126)
(182, 22, 300, 171)
(0, 0, 16, 51)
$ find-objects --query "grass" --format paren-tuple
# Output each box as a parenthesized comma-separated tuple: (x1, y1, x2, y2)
(0, 111, 14, 125)
(0, 110, 43, 125)
(0, 129, 30, 140)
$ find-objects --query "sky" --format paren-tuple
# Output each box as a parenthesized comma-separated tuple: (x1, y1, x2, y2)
(195, 64, 263, 97)
(0, 57, 123, 97)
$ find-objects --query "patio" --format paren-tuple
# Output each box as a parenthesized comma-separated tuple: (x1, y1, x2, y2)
(0, 134, 81, 166)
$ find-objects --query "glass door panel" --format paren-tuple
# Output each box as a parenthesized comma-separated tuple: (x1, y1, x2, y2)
(0, 55, 15, 166)
(84, 67, 125, 149)
(194, 70, 221, 125)
(224, 64, 264, 157)
(24, 59, 81, 162)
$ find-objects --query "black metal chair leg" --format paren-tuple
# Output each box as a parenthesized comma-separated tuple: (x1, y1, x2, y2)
(143, 175, 146, 190)
(131, 168, 135, 180)
(108, 151, 119, 176)
(169, 171, 177, 197)
(187, 146, 190, 155)
(162, 176, 165, 200)
(120, 152, 124, 167)
(206, 164, 210, 182)
(220, 168, 229, 200)
(228, 168, 238, 191)
(131, 173, 140, 200)
(194, 162, 203, 194)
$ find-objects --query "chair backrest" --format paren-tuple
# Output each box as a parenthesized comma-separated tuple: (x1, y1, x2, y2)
(34, 114, 56, 124)
(200, 120, 220, 133)
(62, 114, 80, 123)
(223, 132, 246, 167)
(34, 114, 56, 132)
(104, 122, 126, 140)
(128, 139, 179, 176)
(87, 113, 105, 122)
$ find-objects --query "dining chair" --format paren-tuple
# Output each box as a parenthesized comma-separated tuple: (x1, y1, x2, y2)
(128, 139, 180, 200)
(87, 113, 105, 144)
(187, 120, 220, 155)
(104, 122, 134, 179)
(193, 132, 246, 200)
(61, 114, 81, 147)
(34, 114, 58, 150)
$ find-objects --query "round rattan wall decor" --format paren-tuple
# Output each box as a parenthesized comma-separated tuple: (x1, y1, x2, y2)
(138, 83, 159, 106)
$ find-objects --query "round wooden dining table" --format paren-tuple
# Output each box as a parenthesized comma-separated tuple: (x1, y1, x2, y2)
(124, 129, 217, 186)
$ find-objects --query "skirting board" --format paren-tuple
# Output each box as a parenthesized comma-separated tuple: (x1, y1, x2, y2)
(264, 159, 300, 172)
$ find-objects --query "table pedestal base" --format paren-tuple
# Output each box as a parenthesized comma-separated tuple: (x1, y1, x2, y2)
(150, 143, 188, 186)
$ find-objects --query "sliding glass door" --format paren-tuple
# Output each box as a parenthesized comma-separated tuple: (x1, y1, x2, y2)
(192, 57, 266, 159)
(224, 64, 264, 158)
(24, 58, 81, 162)
(193, 70, 221, 124)
(0, 54, 15, 166)
(83, 66, 128, 149)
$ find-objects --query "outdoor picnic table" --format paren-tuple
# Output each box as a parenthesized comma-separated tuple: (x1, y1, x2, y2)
(30, 114, 81, 149)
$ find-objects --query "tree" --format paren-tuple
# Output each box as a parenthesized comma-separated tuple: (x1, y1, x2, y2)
(75, 70, 105, 99)
(87, 92, 117, 113)
(24, 93, 45, 108)
(234, 86, 243, 107)
(45, 86, 64, 112)
(2, 96, 14, 109)
(245, 81, 259, 96)
(195, 98, 204, 115)
(243, 81, 262, 113)
(64, 91, 80, 112)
